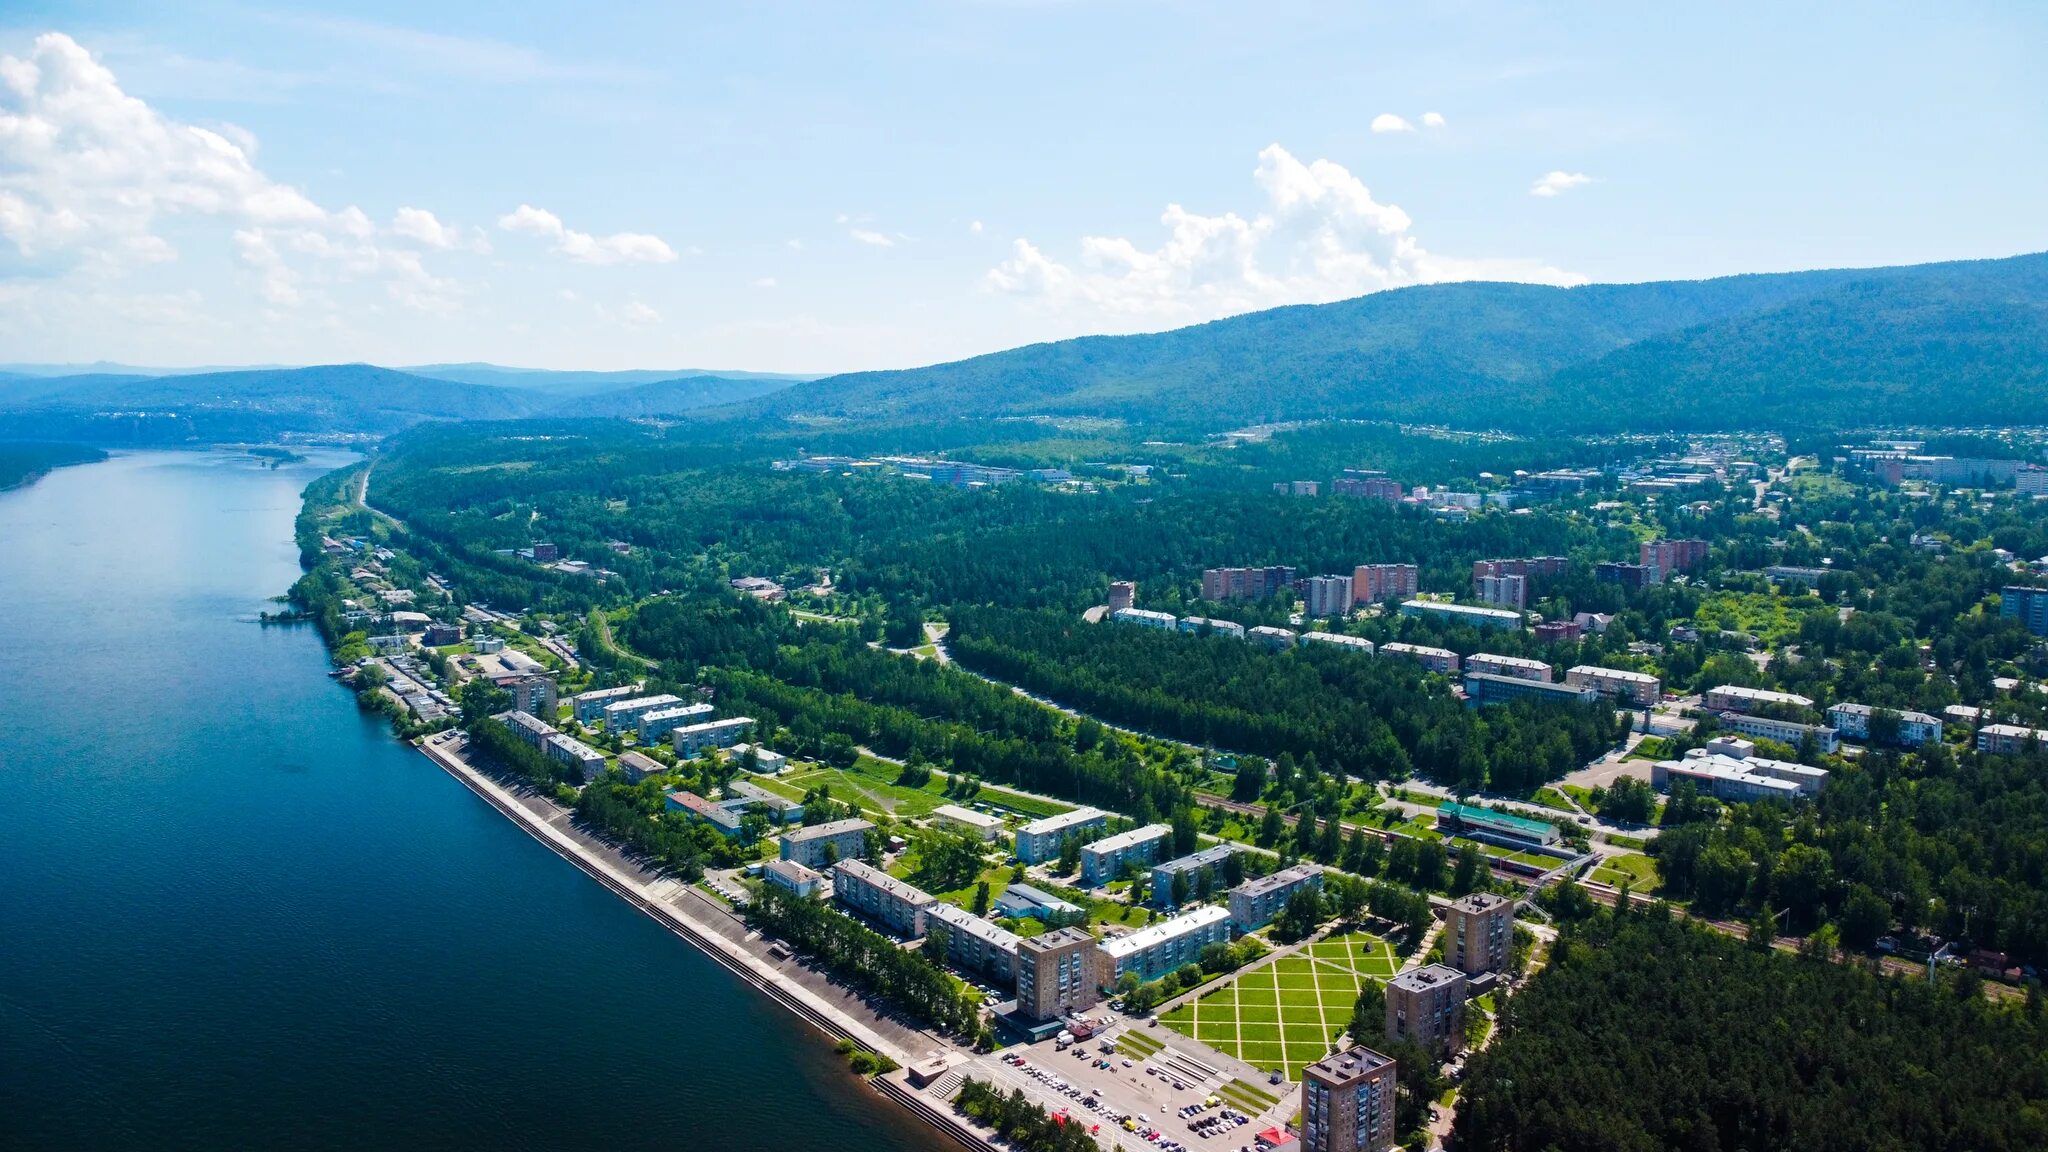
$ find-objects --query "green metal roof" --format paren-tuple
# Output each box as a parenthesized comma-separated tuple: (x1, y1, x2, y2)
(1438, 800, 1555, 839)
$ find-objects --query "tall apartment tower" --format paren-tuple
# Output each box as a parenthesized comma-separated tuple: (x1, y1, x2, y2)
(1014, 926, 1105, 1021)
(1385, 963, 1468, 1054)
(1306, 574, 1354, 618)
(1107, 581, 1137, 614)
(1351, 564, 1419, 607)
(2001, 585, 2048, 636)
(1473, 573, 1528, 609)
(1301, 1046, 1398, 1152)
(1444, 891, 1514, 976)
(1640, 539, 1710, 581)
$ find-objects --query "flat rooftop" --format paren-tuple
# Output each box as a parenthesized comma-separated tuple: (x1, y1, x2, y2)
(1305, 1046, 1393, 1082)
(1098, 905, 1231, 958)
(1389, 963, 1467, 994)
(784, 817, 874, 842)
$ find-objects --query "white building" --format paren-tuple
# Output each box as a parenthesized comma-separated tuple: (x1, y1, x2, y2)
(1380, 642, 1460, 674)
(1826, 702, 1943, 748)
(672, 716, 754, 757)
(1110, 607, 1179, 630)
(1305, 574, 1355, 618)
(1716, 712, 1840, 754)
(1565, 665, 1662, 708)
(1399, 600, 1522, 632)
(1300, 631, 1375, 655)
(1652, 748, 1828, 803)
(1178, 616, 1247, 639)
(1098, 905, 1232, 983)
(602, 693, 684, 731)
(1703, 685, 1814, 713)
(570, 683, 644, 723)
(1248, 625, 1299, 650)
(1976, 724, 2048, 755)
(1080, 823, 1173, 886)
(1466, 653, 1552, 683)
(931, 803, 1005, 842)
(638, 702, 715, 741)
(1014, 808, 1108, 863)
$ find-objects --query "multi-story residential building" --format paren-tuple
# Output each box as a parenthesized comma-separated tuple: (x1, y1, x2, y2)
(1564, 665, 1662, 707)
(1097, 905, 1232, 983)
(1227, 863, 1324, 932)
(1594, 561, 1654, 590)
(1332, 470, 1402, 502)
(569, 684, 644, 723)
(618, 750, 667, 784)
(1351, 564, 1418, 606)
(545, 732, 607, 782)
(762, 859, 822, 899)
(1652, 748, 1828, 802)
(779, 818, 873, 868)
(1715, 711, 1840, 753)
(1200, 566, 1298, 602)
(1641, 538, 1710, 580)
(1444, 891, 1514, 976)
(422, 622, 463, 647)
(1472, 557, 1568, 585)
(1014, 808, 1108, 864)
(1301, 631, 1374, 655)
(1464, 672, 1598, 708)
(1110, 607, 1179, 630)
(1379, 642, 1459, 675)
(499, 674, 558, 720)
(931, 803, 1005, 841)
(1014, 927, 1106, 1021)
(1466, 653, 1552, 682)
(602, 693, 684, 732)
(1151, 844, 1240, 909)
(2001, 585, 2048, 636)
(1273, 480, 1319, 496)
(1976, 724, 2048, 755)
(501, 709, 556, 750)
(1301, 1047, 1397, 1152)
(831, 859, 936, 936)
(924, 902, 1020, 982)
(1533, 619, 1583, 644)
(1248, 625, 1299, 650)
(1399, 599, 1522, 631)
(1473, 573, 1528, 609)
(672, 717, 755, 758)
(1081, 823, 1173, 886)
(1826, 702, 1943, 748)
(2019, 466, 2048, 497)
(1178, 616, 1247, 639)
(727, 779, 803, 824)
(1306, 574, 1355, 618)
(1107, 581, 1137, 614)
(639, 702, 715, 741)
(1385, 964, 1468, 1054)
(1703, 685, 1815, 713)
(1764, 565, 1830, 586)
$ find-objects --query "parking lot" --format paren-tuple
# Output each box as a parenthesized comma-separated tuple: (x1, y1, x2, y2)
(955, 1028, 1292, 1152)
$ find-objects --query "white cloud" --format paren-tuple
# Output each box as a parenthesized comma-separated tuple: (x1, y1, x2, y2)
(751, 276, 777, 289)
(1421, 111, 1446, 128)
(620, 300, 660, 325)
(1370, 113, 1414, 134)
(1529, 170, 1594, 197)
(849, 228, 894, 247)
(786, 238, 803, 250)
(986, 144, 1583, 328)
(970, 220, 984, 234)
(0, 32, 459, 313)
(390, 206, 461, 248)
(497, 203, 676, 264)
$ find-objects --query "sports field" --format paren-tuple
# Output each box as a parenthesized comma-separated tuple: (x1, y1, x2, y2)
(1158, 930, 1398, 1081)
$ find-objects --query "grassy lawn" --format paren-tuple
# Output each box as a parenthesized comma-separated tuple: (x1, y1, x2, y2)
(1529, 787, 1576, 813)
(1590, 852, 1660, 891)
(1160, 930, 1397, 1082)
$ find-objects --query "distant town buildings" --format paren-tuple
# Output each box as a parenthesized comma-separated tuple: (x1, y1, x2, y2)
(1201, 566, 1298, 602)
(1471, 557, 1565, 608)
(1274, 480, 1320, 496)
(1351, 564, 1418, 606)
(1565, 664, 1661, 707)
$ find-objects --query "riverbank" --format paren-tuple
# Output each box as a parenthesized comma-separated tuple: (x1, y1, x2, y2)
(415, 732, 1005, 1150)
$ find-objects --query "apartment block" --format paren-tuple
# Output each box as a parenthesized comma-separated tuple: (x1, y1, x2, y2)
(1227, 863, 1324, 932)
(779, 818, 873, 868)
(1641, 538, 1710, 581)
(638, 702, 715, 741)
(1248, 625, 1300, 650)
(1107, 581, 1137, 613)
(544, 732, 607, 782)
(1466, 653, 1552, 683)
(762, 859, 822, 899)
(1464, 672, 1597, 709)
(2001, 585, 2048, 636)
(1151, 844, 1240, 909)
(1178, 616, 1247, 639)
(1111, 607, 1179, 630)
(602, 693, 684, 731)
(1826, 702, 1943, 748)
(1015, 927, 1106, 1022)
(1703, 685, 1814, 713)
(1399, 599, 1523, 631)
(1594, 561, 1654, 590)
(1014, 808, 1108, 864)
(1200, 566, 1298, 602)
(1386, 964, 1468, 1055)
(1301, 1047, 1397, 1152)
(1472, 557, 1568, 585)
(1301, 631, 1375, 655)
(1332, 473, 1403, 502)
(1080, 823, 1172, 886)
(924, 902, 1020, 983)
(1564, 664, 1662, 707)
(672, 717, 755, 758)
(1351, 564, 1419, 606)
(1975, 724, 2048, 755)
(1379, 642, 1459, 675)
(1473, 573, 1528, 610)
(500, 674, 558, 720)
(1306, 574, 1356, 618)
(832, 859, 937, 937)
(1097, 905, 1232, 983)
(1715, 712, 1840, 753)
(1444, 891, 1513, 977)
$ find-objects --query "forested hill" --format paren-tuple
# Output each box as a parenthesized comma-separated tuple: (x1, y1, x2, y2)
(0, 364, 543, 442)
(747, 251, 2048, 433)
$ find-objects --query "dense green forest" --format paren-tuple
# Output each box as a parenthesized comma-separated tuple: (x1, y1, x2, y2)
(1455, 911, 2048, 1152)
(948, 606, 1624, 792)
(0, 441, 105, 490)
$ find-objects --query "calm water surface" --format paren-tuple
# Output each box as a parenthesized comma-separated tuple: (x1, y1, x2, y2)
(0, 449, 948, 1152)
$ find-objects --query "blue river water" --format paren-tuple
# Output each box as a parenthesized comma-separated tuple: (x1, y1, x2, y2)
(0, 449, 948, 1152)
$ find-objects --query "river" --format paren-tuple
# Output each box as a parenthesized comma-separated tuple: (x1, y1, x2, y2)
(0, 449, 950, 1152)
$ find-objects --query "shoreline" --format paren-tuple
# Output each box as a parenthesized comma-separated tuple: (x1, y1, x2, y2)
(415, 735, 1002, 1151)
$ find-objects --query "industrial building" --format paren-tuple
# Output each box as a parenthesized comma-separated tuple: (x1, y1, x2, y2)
(924, 902, 1021, 982)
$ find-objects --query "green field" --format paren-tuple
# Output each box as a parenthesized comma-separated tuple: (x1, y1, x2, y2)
(1159, 930, 1398, 1081)
(1589, 851, 1660, 890)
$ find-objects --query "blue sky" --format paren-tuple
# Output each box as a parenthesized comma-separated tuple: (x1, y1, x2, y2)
(2, 2, 2044, 373)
